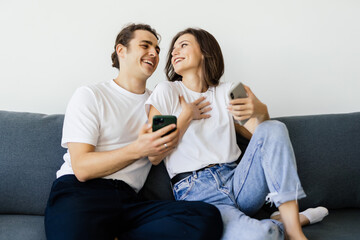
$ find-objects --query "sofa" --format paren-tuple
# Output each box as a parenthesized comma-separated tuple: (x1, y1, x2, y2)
(0, 110, 359, 240)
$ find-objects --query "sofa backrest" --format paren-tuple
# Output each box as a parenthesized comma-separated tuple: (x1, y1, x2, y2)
(0, 111, 66, 215)
(1, 110, 359, 216)
(276, 112, 360, 211)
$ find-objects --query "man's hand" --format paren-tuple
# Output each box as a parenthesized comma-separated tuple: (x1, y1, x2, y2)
(179, 95, 212, 121)
(227, 84, 269, 126)
(133, 123, 179, 163)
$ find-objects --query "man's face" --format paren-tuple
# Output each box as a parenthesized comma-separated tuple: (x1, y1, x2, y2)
(122, 30, 160, 79)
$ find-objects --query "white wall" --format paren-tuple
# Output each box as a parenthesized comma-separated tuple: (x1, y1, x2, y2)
(1, 0, 359, 117)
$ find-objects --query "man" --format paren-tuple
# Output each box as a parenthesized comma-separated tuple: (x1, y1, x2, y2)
(44, 23, 223, 240)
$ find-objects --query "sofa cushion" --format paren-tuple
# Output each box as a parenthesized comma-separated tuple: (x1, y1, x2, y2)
(277, 112, 360, 211)
(0, 215, 46, 240)
(0, 111, 66, 215)
(302, 208, 360, 240)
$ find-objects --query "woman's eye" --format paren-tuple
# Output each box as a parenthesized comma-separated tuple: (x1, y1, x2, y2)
(181, 43, 187, 48)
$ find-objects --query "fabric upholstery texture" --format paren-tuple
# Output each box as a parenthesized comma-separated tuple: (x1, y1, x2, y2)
(1, 110, 359, 240)
(276, 113, 360, 211)
(0, 111, 65, 215)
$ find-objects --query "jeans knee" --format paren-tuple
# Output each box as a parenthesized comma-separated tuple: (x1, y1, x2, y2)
(256, 120, 289, 141)
(255, 222, 283, 240)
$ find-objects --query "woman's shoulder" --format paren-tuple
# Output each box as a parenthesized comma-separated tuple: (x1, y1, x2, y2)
(214, 81, 233, 92)
(153, 81, 179, 92)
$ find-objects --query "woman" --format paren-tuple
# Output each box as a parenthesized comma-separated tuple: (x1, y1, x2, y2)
(146, 28, 327, 240)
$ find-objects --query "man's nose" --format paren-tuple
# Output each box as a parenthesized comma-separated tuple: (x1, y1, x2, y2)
(149, 48, 158, 57)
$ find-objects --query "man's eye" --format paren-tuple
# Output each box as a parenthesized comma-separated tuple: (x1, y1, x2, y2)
(141, 45, 148, 49)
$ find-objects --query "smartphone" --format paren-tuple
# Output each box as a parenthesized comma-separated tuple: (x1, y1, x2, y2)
(152, 115, 177, 136)
(228, 82, 249, 125)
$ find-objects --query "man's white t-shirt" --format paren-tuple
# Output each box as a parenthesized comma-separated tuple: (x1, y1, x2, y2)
(57, 80, 152, 192)
(146, 81, 241, 178)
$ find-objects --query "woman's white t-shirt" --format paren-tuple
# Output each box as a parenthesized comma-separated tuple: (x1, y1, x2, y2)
(146, 81, 241, 178)
(57, 80, 152, 192)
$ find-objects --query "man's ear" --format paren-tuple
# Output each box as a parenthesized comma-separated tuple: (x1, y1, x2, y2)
(116, 44, 126, 59)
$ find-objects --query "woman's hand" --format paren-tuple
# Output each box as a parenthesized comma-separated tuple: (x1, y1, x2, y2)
(228, 84, 269, 126)
(179, 95, 212, 121)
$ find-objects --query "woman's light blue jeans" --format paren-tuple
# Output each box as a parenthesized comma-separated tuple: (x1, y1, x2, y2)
(172, 120, 306, 240)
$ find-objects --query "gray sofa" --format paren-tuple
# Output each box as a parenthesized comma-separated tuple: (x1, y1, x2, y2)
(1, 110, 359, 240)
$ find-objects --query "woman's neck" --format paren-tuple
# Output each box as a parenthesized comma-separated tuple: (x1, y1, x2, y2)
(181, 73, 208, 93)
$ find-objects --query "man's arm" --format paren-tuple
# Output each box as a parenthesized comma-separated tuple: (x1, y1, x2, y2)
(228, 84, 270, 134)
(69, 123, 177, 182)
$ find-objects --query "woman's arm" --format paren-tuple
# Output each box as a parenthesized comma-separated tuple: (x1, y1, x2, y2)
(234, 123, 252, 140)
(228, 84, 270, 134)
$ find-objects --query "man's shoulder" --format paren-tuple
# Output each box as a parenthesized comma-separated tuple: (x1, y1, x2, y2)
(75, 80, 116, 97)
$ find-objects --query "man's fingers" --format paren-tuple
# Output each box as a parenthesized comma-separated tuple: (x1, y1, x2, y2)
(152, 124, 176, 138)
(152, 128, 178, 146)
(139, 123, 152, 134)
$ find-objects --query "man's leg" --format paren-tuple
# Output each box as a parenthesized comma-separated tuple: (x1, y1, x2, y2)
(118, 200, 223, 240)
(45, 175, 129, 240)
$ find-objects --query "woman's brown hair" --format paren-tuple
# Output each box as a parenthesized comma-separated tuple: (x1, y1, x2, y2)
(165, 28, 224, 87)
(111, 23, 160, 69)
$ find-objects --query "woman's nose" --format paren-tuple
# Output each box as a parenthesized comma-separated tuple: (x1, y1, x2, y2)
(172, 47, 178, 56)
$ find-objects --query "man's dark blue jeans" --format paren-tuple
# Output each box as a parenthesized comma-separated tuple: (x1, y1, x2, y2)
(45, 175, 223, 240)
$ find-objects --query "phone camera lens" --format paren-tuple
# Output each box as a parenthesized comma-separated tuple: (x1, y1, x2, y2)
(230, 93, 234, 99)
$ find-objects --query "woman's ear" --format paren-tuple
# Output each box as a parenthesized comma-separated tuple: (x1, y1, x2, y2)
(116, 44, 126, 59)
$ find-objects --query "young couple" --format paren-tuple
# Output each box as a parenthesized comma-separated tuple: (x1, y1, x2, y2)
(45, 23, 328, 240)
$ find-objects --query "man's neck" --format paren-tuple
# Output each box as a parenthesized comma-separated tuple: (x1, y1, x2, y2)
(113, 71, 147, 94)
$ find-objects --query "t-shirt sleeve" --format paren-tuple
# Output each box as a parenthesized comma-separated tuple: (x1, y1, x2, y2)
(61, 86, 100, 148)
(145, 82, 177, 116)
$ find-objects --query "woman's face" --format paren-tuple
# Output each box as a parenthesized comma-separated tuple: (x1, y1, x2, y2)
(171, 33, 203, 76)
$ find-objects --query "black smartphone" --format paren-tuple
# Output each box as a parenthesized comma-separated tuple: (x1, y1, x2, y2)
(152, 115, 177, 136)
(229, 82, 249, 125)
